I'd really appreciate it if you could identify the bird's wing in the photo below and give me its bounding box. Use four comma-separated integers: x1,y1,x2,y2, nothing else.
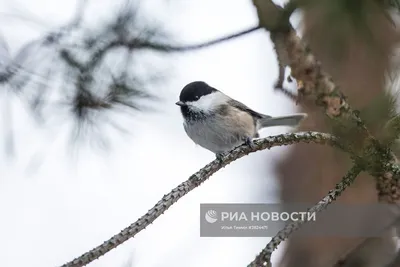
227,98,271,119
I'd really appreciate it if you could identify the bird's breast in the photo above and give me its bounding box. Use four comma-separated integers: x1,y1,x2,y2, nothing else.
183,112,257,154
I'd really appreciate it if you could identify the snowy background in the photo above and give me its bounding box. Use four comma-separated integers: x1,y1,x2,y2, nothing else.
0,0,301,266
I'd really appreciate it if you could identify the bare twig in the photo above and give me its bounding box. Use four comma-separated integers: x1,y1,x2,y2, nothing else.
248,165,363,267
141,25,262,52
60,25,263,69
59,132,343,267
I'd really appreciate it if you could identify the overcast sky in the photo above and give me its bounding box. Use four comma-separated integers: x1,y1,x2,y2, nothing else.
0,0,301,266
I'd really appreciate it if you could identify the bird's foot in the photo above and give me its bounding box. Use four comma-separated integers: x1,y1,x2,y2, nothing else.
244,137,255,149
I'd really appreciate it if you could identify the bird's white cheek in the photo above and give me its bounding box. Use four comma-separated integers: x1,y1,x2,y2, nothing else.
191,100,212,111
188,93,221,112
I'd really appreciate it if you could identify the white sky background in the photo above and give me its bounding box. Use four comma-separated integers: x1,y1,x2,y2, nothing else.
0,0,302,266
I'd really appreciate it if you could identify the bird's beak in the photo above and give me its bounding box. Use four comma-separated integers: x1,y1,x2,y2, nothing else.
175,101,186,107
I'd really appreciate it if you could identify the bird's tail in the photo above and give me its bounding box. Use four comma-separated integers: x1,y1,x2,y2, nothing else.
257,113,307,129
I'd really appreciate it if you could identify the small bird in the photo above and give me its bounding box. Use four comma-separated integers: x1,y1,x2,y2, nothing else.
176,81,307,161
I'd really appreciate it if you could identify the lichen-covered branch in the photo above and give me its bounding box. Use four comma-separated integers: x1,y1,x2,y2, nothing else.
280,19,400,204
252,0,400,198
58,131,342,267
248,165,362,267
253,0,371,132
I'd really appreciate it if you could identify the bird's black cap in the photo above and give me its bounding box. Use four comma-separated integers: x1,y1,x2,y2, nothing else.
179,81,217,103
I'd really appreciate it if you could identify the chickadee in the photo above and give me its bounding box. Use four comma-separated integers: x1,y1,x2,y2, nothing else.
176,81,307,160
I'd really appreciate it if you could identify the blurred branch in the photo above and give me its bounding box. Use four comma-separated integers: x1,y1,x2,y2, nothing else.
44,0,88,44
0,0,174,147
122,25,261,51
60,25,262,63
59,24,262,93
58,131,342,267
0,0,87,85
248,165,362,267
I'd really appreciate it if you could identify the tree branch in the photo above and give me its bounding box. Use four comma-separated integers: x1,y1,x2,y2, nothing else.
254,0,371,133
252,0,400,196
60,25,262,69
58,131,342,267
136,25,262,52
248,164,363,267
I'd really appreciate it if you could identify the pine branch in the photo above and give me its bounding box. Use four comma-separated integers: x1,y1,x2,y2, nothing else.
60,25,262,65
248,165,362,267
252,0,400,196
58,132,342,267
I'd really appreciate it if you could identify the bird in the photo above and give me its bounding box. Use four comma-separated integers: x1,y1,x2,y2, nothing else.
176,81,307,161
